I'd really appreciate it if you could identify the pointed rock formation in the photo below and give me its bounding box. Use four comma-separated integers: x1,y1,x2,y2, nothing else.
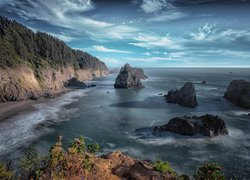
114,64,148,89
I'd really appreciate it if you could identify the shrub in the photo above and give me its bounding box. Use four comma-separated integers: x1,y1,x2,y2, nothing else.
154,160,177,176
87,143,100,154
19,146,48,179
0,162,13,180
193,163,225,180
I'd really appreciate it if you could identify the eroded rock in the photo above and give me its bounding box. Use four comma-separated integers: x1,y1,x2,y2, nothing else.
165,82,198,108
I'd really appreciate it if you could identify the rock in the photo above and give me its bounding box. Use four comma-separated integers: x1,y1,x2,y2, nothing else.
103,151,175,180
28,92,38,100
165,82,198,108
64,77,86,88
154,114,228,137
201,80,207,84
114,64,147,89
224,80,250,108
43,92,55,99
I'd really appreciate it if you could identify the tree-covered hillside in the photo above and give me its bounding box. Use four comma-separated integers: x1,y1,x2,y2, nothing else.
0,15,107,71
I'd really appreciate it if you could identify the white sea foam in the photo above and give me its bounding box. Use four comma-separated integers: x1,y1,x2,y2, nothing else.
0,90,88,155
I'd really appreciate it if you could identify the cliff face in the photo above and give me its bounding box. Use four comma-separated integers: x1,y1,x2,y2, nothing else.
0,16,109,102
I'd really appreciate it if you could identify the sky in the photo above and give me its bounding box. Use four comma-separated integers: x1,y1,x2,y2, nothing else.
0,0,250,68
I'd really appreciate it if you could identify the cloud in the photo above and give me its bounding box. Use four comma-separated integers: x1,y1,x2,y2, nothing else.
92,46,132,53
190,23,250,42
140,0,170,13
130,33,183,50
0,0,140,41
147,11,186,22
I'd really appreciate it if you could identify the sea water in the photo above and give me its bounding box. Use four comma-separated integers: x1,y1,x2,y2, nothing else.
0,68,250,178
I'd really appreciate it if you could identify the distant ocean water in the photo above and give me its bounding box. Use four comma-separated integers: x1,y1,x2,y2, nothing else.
0,68,250,178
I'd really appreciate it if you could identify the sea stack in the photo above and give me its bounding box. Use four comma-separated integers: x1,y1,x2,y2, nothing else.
154,114,228,137
165,82,198,108
114,64,148,88
224,80,250,108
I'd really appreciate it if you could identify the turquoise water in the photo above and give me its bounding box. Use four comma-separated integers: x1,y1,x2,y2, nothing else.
0,68,250,178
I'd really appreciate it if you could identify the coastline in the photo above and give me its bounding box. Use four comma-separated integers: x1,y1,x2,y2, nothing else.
0,88,74,122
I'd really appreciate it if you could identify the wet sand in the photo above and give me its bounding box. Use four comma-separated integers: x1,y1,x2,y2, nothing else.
0,100,37,121
0,88,74,122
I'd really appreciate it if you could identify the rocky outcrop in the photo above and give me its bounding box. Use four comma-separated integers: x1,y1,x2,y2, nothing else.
154,114,228,137
114,64,147,89
64,77,86,88
165,82,198,108
0,16,109,102
96,151,176,180
224,80,250,109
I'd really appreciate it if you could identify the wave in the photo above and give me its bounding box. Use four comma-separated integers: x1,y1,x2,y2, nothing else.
0,90,88,155
129,126,246,148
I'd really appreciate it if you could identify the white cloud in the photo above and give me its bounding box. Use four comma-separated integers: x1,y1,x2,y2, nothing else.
130,33,183,50
2,0,140,41
92,46,132,53
147,11,186,22
125,56,177,62
140,0,169,13
49,33,76,42
190,23,250,42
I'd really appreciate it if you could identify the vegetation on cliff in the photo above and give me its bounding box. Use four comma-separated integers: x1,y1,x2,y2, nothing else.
0,135,225,180
0,15,108,73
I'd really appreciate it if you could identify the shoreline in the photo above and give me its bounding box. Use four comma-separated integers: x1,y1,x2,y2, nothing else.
0,88,74,122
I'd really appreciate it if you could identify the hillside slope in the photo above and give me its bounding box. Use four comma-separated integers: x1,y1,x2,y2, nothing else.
0,16,109,102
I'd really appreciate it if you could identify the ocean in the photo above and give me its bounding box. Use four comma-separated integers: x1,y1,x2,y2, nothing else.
0,68,250,178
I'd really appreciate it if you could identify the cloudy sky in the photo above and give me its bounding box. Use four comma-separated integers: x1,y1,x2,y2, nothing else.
0,0,250,67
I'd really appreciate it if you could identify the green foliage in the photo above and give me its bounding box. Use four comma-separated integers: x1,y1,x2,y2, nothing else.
82,159,93,171
19,146,49,179
87,143,100,154
154,160,177,176
0,162,13,180
0,15,108,72
70,136,86,153
193,163,225,180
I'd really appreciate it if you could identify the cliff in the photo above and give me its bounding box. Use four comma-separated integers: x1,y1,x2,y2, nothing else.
0,16,109,102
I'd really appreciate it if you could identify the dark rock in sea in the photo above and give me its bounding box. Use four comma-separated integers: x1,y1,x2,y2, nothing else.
64,77,86,89
165,82,198,108
201,80,207,84
44,92,55,99
224,80,250,109
154,114,228,137
114,64,147,89
28,92,38,100
158,93,163,96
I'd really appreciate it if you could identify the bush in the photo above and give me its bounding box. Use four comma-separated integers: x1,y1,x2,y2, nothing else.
0,162,13,180
154,160,177,176
87,143,100,154
193,163,225,180
19,146,48,179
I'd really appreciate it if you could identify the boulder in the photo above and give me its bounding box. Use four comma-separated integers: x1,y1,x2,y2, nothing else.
114,64,147,89
64,77,86,88
154,114,228,137
165,82,198,108
201,80,207,84
224,80,250,109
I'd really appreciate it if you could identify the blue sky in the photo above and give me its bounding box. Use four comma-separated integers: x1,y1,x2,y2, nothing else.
0,0,250,67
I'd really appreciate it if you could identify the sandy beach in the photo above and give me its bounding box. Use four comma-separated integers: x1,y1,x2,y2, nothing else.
0,88,75,122
0,100,37,121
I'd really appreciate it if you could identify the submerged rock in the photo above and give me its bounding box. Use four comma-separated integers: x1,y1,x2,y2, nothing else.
64,77,86,88
201,80,207,84
224,79,250,109
154,114,228,137
165,82,198,108
114,64,148,89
